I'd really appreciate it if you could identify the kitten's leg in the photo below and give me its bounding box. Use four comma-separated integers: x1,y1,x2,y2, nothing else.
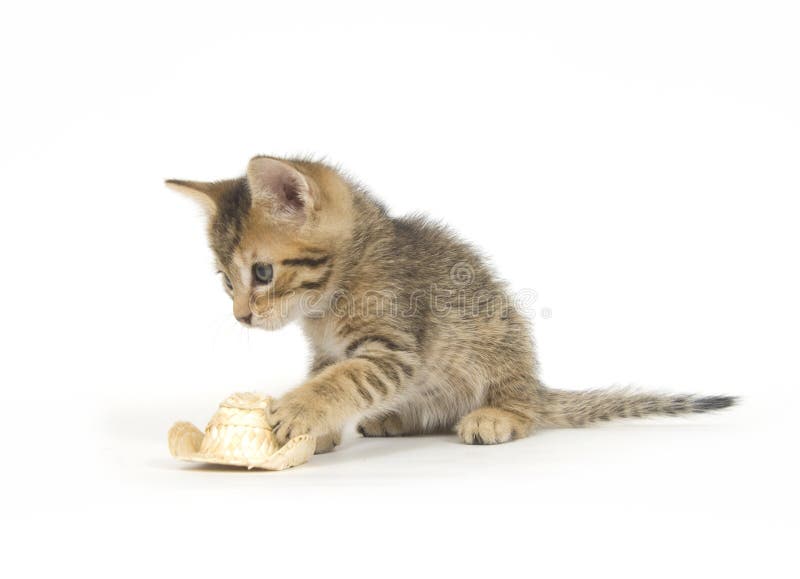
314,430,342,454
357,412,406,437
309,352,335,376
307,354,344,453
267,335,420,444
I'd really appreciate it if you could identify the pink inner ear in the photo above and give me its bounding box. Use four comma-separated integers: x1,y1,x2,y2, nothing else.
280,176,304,212
248,157,309,217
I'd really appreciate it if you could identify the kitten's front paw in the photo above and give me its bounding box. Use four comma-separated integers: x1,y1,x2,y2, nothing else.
267,390,324,445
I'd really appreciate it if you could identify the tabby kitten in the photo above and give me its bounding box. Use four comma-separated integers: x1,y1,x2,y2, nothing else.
166,155,735,453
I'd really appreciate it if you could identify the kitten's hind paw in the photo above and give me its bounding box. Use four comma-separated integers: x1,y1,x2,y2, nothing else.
457,407,532,445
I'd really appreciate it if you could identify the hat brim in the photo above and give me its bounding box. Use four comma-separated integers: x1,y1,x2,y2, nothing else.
187,434,315,470
169,421,315,471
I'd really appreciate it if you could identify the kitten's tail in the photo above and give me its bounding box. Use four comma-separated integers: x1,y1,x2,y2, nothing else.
538,387,737,428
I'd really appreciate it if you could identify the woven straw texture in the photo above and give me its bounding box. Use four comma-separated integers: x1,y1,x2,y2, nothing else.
168,392,315,470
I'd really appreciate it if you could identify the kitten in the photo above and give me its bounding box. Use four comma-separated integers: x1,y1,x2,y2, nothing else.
166,155,736,453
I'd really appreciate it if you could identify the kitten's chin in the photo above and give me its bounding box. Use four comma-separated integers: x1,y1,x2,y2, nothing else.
250,306,300,331
250,316,292,331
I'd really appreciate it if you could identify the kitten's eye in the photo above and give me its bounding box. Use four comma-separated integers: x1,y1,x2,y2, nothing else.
253,263,274,285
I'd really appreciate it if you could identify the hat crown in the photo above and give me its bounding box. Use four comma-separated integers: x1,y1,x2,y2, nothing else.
198,393,279,460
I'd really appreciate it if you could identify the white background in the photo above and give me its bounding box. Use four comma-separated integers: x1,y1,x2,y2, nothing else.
1,1,798,577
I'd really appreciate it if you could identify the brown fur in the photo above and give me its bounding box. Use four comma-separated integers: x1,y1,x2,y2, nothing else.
166,155,736,452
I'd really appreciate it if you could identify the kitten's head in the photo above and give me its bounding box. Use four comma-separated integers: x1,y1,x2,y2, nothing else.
167,156,353,330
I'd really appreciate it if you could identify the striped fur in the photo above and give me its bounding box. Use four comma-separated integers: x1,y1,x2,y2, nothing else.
167,155,737,451
538,389,737,428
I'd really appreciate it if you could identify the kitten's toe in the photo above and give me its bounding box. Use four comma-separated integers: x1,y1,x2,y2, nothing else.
314,431,342,454
357,413,405,437
457,408,530,445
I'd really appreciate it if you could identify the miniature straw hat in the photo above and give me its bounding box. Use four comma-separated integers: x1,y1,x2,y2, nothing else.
168,392,315,470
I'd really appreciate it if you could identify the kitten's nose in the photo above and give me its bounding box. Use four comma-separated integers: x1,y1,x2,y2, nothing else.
237,314,252,326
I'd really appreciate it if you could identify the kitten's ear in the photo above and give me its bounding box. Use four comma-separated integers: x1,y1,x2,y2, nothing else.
247,157,316,224
164,179,238,216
